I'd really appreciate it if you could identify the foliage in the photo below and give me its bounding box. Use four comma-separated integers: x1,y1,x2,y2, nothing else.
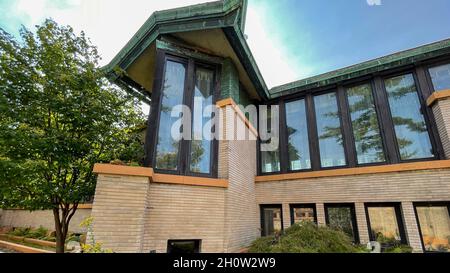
375,233,413,253
79,216,112,253
249,222,368,253
0,19,145,252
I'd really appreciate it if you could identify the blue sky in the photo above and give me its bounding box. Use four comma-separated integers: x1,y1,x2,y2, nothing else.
1,0,450,88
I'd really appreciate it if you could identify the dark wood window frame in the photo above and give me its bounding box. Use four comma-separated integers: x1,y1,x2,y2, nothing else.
260,204,284,237
167,239,202,253
258,63,445,175
364,202,408,245
413,201,450,253
324,203,360,243
290,203,317,225
145,50,220,178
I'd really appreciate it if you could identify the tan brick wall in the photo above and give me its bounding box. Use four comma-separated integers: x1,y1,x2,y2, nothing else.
255,169,450,252
432,98,450,158
90,174,150,253
0,208,90,234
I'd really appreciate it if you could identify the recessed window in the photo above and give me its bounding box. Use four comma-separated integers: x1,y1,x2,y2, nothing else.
384,74,433,160
429,63,450,91
290,204,316,224
155,60,186,170
260,106,281,173
346,84,385,164
189,67,214,174
314,92,346,168
366,203,406,244
285,99,311,171
167,240,201,253
261,205,283,236
415,203,450,252
325,204,359,243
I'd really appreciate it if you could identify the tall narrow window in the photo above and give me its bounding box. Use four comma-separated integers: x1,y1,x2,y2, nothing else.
415,203,450,252
325,204,359,243
260,106,281,173
155,61,186,170
347,84,385,164
384,74,433,160
261,205,283,236
429,63,450,91
314,92,346,168
285,99,311,171
366,204,405,244
189,67,214,174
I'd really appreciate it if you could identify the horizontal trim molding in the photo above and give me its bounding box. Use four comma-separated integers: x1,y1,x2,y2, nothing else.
426,89,450,106
93,164,154,177
216,98,259,137
93,164,228,188
255,160,450,182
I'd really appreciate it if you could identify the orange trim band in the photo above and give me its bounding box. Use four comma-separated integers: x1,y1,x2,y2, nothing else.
255,160,450,182
153,173,228,188
93,164,153,177
427,89,450,106
216,98,259,137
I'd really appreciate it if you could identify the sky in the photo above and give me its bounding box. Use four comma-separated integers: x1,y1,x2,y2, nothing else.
1,0,450,89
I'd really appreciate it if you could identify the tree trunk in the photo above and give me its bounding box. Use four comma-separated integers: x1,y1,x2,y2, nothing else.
53,205,77,254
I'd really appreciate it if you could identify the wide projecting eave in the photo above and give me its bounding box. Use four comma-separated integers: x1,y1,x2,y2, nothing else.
103,0,269,100
269,37,450,99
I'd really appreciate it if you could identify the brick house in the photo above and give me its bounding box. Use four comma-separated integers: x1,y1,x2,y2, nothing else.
88,0,450,253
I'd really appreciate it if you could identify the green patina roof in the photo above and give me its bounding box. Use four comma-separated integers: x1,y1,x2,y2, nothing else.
269,38,450,99
105,0,269,99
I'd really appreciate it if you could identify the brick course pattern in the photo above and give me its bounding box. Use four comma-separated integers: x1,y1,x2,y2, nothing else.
432,97,450,158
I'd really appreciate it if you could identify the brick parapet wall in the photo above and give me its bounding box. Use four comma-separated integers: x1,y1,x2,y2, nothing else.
431,97,450,158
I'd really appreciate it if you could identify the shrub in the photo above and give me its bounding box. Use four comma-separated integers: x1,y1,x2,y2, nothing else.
249,222,367,253
25,226,48,239
9,227,30,237
375,233,413,253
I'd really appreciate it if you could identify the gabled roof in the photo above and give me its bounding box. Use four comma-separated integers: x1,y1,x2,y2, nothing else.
269,38,450,99
105,0,269,100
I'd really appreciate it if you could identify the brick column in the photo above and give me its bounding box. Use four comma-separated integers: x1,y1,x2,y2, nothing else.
401,202,423,253
282,203,291,230
90,173,151,253
430,96,450,158
354,202,370,244
316,203,326,226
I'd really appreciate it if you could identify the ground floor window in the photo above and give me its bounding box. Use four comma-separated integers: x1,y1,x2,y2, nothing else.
325,204,359,243
414,203,450,252
167,240,201,253
290,204,316,224
261,205,283,236
365,203,406,244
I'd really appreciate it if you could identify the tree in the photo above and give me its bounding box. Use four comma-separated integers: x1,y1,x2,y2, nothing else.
0,20,145,253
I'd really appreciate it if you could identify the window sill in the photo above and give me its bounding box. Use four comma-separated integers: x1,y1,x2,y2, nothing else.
255,159,450,182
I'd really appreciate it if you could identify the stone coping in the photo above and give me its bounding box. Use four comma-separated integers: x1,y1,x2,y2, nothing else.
216,98,259,137
427,89,450,106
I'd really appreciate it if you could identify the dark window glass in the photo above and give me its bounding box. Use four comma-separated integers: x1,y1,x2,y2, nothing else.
367,205,404,243
314,92,346,167
291,205,316,224
167,240,201,253
261,206,283,236
260,107,280,173
384,74,433,160
285,100,311,171
190,67,214,174
325,205,358,242
347,84,385,164
415,204,450,252
429,63,450,91
155,61,186,170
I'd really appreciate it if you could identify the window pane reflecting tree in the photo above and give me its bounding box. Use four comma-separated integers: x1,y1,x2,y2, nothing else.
285,100,311,170
326,205,357,242
190,68,214,174
262,207,282,236
260,106,280,173
347,84,385,164
384,74,433,160
155,61,186,170
314,93,346,167
429,63,450,91
416,205,450,252
367,206,402,242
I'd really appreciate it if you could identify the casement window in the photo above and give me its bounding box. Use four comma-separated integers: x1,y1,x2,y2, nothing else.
414,203,450,252
290,204,317,225
384,74,434,160
365,203,407,244
428,63,450,91
149,54,219,177
260,106,281,174
260,205,283,237
325,204,359,243
167,240,201,253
